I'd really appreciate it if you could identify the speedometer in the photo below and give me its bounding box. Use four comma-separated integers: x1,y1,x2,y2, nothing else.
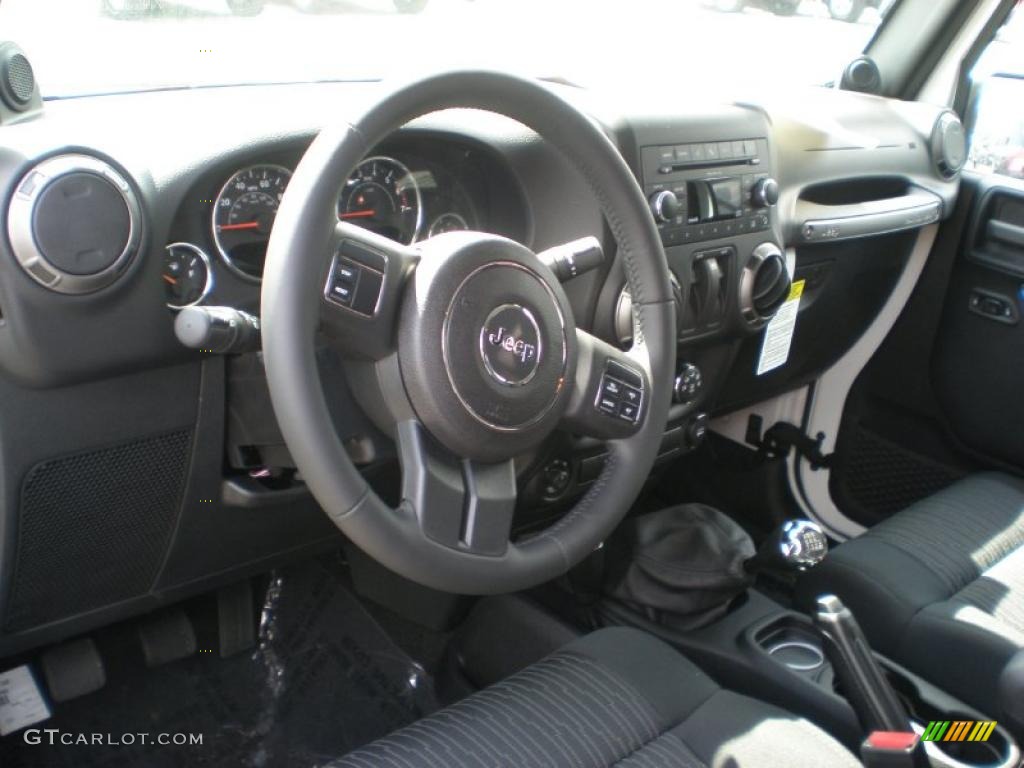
212,164,292,281
338,156,422,245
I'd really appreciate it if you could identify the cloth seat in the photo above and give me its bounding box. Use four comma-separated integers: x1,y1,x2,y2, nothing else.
331,626,858,768
799,471,1024,717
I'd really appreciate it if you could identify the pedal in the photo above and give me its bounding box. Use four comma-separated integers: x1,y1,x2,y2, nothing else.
138,609,197,667
217,579,255,658
39,637,105,703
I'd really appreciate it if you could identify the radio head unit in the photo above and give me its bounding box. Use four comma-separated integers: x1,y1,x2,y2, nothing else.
641,138,777,247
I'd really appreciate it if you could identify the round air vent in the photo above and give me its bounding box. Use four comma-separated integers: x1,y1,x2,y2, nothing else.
6,154,143,294
615,273,683,348
739,243,791,326
931,111,967,179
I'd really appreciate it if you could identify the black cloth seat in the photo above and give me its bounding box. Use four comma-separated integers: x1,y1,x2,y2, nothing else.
331,626,858,767
799,471,1024,716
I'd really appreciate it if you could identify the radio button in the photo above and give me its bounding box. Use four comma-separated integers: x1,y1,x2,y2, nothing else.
691,144,706,162
704,143,719,160
718,141,733,159
744,139,757,156
674,145,692,162
731,140,745,157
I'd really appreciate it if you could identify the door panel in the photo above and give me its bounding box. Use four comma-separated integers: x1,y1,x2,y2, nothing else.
827,175,1000,527
933,176,1024,468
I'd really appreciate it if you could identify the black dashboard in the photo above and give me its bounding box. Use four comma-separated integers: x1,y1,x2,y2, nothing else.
0,79,962,654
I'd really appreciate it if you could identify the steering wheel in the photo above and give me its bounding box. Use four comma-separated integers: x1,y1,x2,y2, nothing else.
262,71,676,595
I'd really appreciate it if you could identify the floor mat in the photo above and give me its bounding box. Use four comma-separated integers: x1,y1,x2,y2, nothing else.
0,557,437,768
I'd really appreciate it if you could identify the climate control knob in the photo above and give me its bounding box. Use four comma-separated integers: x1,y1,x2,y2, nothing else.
751,177,780,208
649,190,681,223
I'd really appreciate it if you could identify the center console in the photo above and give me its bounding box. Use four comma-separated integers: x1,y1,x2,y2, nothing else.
598,509,1022,768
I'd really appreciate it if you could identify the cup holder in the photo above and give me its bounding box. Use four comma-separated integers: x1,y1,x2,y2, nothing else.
766,640,824,671
752,615,830,680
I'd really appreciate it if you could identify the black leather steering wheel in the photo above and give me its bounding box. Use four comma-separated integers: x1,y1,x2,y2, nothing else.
262,71,676,594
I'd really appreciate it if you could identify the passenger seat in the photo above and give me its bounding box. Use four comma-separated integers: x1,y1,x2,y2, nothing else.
798,472,1024,720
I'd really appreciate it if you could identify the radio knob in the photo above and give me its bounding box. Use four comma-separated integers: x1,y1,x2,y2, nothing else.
751,177,780,208
649,190,681,223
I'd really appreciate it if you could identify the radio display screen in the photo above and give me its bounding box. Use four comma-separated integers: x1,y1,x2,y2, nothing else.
710,178,742,220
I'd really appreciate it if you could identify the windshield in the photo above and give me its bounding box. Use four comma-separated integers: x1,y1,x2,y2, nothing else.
1,0,885,99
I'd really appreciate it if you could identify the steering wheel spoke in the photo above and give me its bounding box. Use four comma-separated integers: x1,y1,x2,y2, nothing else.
320,221,418,359
560,328,649,440
396,420,517,557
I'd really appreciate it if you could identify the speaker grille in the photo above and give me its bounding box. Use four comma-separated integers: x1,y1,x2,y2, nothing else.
5,431,192,632
6,53,34,105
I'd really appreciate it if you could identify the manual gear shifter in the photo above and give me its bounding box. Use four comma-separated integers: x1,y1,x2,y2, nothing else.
744,519,828,574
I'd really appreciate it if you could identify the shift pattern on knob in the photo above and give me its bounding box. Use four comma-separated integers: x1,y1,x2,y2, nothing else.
779,519,828,568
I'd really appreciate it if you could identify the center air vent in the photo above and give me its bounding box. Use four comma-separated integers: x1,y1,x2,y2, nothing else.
6,154,143,295
739,243,791,326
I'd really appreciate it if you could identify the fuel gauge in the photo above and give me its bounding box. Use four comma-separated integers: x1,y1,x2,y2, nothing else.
163,243,213,309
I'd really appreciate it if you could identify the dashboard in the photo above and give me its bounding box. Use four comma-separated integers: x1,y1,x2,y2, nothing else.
0,78,962,655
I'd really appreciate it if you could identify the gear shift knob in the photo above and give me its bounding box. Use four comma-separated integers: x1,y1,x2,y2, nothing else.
745,519,828,573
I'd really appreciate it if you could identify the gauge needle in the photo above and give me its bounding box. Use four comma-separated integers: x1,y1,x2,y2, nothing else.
218,221,261,231
162,274,178,285
340,210,377,219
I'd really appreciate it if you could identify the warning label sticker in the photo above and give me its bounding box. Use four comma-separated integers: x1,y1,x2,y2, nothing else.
0,665,51,736
757,279,805,376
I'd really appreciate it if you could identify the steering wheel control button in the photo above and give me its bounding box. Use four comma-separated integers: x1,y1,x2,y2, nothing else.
324,242,387,316
595,362,644,425
541,458,572,500
673,363,704,404
7,154,143,295
479,304,542,387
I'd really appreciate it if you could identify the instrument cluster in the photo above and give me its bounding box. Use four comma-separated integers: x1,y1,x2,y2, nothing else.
162,148,484,307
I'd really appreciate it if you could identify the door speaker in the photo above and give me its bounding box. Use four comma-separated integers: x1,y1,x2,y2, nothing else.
0,42,42,123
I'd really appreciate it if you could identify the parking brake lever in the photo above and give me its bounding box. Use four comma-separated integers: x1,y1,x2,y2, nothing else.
814,594,910,734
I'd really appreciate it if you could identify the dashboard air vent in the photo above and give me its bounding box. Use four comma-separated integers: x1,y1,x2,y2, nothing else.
6,154,143,295
931,111,967,180
740,243,791,326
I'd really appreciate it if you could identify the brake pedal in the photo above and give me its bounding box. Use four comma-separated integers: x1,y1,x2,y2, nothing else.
39,637,106,703
138,609,197,667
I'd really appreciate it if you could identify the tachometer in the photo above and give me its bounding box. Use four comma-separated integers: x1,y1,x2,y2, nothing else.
212,164,292,281
338,156,422,245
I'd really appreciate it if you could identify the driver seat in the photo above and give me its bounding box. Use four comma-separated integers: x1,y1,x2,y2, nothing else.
330,627,859,767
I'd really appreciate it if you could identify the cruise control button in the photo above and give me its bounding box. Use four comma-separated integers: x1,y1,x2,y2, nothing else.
618,402,639,422
601,377,623,398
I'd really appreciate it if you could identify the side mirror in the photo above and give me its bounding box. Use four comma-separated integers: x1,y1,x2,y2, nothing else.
964,73,1024,179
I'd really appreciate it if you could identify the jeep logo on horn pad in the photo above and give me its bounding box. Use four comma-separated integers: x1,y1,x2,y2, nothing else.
480,304,542,386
